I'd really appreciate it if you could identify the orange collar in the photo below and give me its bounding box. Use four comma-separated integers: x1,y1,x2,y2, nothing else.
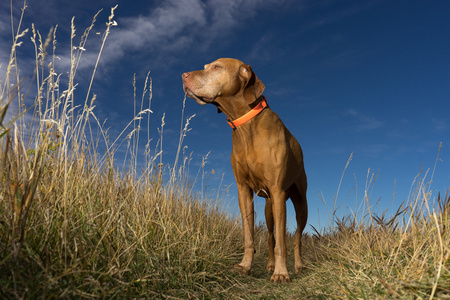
227,96,268,129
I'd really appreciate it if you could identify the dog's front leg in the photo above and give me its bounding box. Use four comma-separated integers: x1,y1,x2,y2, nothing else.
234,183,255,275
270,189,290,283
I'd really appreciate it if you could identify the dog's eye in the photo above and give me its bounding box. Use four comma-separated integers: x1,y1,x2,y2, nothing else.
213,65,222,70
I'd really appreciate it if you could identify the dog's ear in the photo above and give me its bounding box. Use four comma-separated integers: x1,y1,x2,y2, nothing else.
240,64,265,104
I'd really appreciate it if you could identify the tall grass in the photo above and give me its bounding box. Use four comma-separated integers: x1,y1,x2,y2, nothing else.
0,5,248,299
1,4,449,299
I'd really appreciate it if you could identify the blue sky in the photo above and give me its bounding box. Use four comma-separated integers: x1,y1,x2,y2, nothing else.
1,0,449,232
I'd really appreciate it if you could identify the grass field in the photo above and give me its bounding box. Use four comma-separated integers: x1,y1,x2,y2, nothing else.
1,7,449,299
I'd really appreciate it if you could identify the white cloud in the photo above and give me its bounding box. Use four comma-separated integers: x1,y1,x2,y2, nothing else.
115,0,206,51
1,0,297,77
0,0,298,90
52,0,291,71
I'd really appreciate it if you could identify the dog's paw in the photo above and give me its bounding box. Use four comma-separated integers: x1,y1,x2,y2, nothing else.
270,273,290,283
234,264,251,275
295,263,306,274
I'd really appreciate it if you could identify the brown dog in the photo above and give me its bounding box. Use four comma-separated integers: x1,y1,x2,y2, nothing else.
182,58,307,283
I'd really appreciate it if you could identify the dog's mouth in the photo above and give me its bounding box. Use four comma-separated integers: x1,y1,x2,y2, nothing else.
183,84,215,105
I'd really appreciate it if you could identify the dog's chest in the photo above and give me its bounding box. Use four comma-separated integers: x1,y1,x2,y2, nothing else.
247,166,270,197
232,153,272,198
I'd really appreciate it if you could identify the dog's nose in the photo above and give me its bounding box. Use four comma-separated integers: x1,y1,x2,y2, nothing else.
182,72,191,79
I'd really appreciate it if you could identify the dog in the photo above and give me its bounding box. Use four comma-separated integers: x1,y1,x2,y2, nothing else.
182,58,308,283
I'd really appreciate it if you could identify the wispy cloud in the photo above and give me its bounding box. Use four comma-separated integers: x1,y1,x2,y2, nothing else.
0,0,287,77
0,4,13,79
110,0,206,56
345,108,384,132
49,0,293,72
297,0,383,34
432,118,447,131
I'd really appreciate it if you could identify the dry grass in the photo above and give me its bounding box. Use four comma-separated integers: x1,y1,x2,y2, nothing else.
1,5,449,299
298,187,450,299
0,5,246,299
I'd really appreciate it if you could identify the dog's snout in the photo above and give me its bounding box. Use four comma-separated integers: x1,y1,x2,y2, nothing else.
182,72,191,79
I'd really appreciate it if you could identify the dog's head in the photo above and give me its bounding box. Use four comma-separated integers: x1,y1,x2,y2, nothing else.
182,58,264,106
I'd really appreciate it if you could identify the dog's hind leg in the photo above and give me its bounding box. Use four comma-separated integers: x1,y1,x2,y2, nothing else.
291,175,308,273
265,198,275,272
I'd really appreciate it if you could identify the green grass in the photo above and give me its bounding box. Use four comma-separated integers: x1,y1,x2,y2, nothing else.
1,5,449,299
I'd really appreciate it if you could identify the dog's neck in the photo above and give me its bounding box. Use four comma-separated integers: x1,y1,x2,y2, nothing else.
213,95,265,125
